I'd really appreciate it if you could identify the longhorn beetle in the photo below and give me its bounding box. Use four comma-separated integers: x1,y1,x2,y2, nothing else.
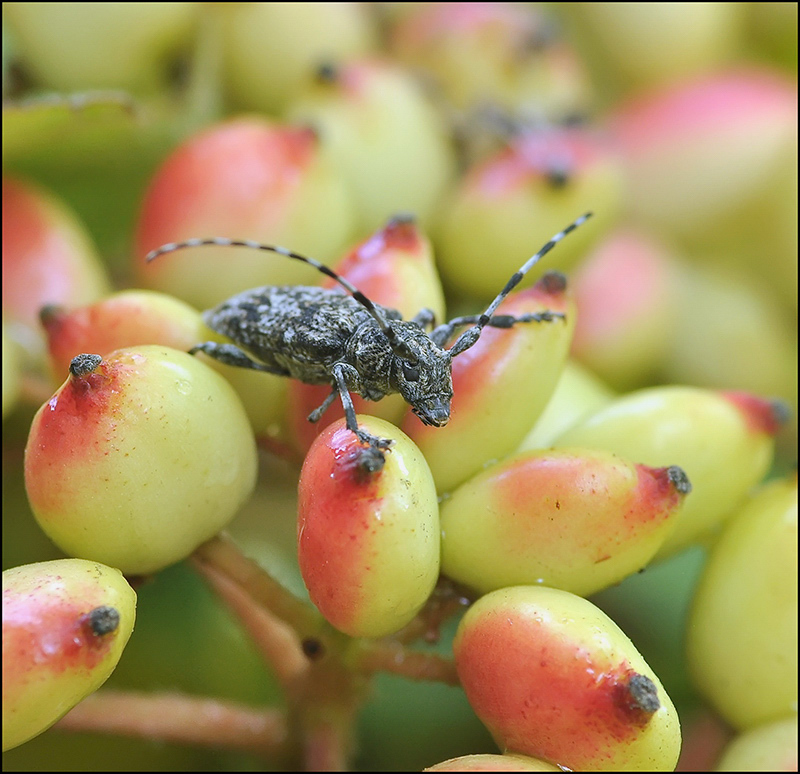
146,212,592,466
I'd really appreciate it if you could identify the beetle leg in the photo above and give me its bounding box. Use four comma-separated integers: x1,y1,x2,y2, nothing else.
410,307,437,330
188,342,289,376
307,389,338,423
432,311,565,349
332,363,393,451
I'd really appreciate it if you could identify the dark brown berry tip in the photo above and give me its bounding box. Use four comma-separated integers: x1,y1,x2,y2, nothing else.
538,270,568,295
383,213,421,250
520,17,560,53
560,111,590,128
301,637,325,660
387,212,417,226
721,391,792,436
316,62,338,83
667,465,692,495
353,444,388,478
769,399,792,429
626,673,660,714
69,353,102,378
295,123,320,144
545,164,571,188
39,303,67,327
85,605,120,636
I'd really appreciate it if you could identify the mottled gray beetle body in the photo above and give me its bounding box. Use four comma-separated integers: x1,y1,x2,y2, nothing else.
205,286,390,386
146,213,591,455
204,285,453,425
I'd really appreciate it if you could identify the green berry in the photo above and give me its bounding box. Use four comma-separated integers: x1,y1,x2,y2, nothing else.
24,346,257,574
687,474,797,730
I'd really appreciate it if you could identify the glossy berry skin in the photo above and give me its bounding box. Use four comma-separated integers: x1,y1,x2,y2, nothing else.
424,752,561,771
2,176,109,335
390,2,591,121
517,359,615,451
569,227,679,391
3,3,195,91
454,586,681,772
40,289,289,442
434,128,622,300
403,272,576,494
562,4,742,94
715,715,798,772
40,289,206,378
24,346,258,575
286,58,456,233
221,3,377,114
297,416,440,638
3,559,136,751
135,118,356,310
555,386,785,557
613,68,797,244
440,448,690,596
687,475,797,730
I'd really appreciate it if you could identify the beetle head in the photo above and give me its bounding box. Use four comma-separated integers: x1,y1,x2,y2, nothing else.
391,324,453,427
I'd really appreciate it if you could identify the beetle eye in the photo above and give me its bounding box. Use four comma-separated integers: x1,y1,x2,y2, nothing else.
402,362,420,381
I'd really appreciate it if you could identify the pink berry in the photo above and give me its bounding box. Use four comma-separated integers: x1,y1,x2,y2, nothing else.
135,118,357,309
453,586,681,771
297,416,439,638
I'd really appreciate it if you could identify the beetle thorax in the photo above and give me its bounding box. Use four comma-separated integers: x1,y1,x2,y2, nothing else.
343,321,401,400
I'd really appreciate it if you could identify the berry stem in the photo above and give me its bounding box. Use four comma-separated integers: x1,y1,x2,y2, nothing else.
300,706,356,772
54,690,288,758
190,552,310,689
293,657,365,771
193,538,373,770
353,640,461,685
392,577,474,644
192,534,323,637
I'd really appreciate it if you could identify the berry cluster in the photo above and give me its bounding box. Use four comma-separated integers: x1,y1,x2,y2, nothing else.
3,3,796,771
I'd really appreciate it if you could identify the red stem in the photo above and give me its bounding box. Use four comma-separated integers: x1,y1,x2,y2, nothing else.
55,690,288,758
354,639,460,685
192,534,323,637
190,552,310,691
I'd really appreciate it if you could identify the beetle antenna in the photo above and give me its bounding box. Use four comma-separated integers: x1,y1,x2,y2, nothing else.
447,212,593,358
145,238,417,356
